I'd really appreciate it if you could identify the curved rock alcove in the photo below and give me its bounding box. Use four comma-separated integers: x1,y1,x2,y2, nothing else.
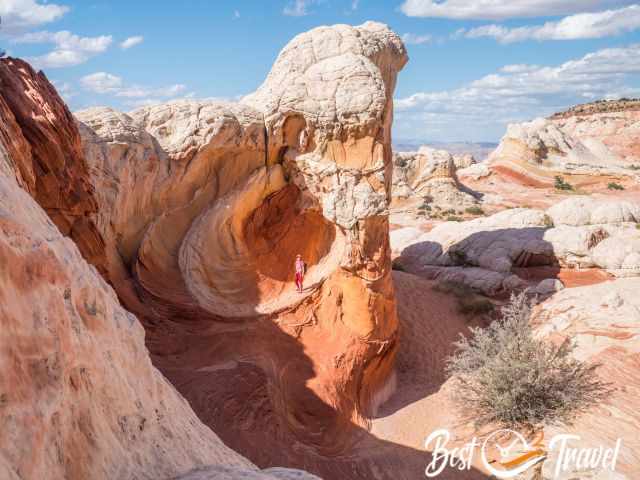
74,22,408,473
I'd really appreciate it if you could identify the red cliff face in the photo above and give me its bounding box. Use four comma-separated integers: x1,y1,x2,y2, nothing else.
0,57,106,272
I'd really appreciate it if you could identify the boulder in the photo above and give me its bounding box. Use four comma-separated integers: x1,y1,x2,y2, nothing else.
393,200,640,294
547,196,640,226
534,278,565,295
392,146,480,209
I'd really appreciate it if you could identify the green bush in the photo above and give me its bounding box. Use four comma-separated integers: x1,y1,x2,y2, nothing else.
432,281,494,316
446,292,610,428
607,182,625,191
391,259,406,272
458,296,495,315
465,206,485,216
446,215,463,222
554,176,574,191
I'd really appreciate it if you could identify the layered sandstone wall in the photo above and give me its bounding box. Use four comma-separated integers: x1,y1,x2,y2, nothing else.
488,105,640,185
0,58,107,272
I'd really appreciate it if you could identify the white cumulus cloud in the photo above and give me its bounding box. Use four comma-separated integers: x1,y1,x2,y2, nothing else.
120,36,143,49
394,43,640,141
80,72,122,93
14,30,112,68
401,33,433,45
464,5,640,42
400,0,635,20
80,72,186,100
0,0,68,32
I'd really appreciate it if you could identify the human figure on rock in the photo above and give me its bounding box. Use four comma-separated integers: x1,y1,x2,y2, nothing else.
295,254,306,293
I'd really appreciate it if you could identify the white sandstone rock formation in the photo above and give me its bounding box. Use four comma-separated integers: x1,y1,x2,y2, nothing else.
175,466,322,480
534,278,640,478
488,107,640,183
392,146,480,209
392,198,640,294
0,133,260,480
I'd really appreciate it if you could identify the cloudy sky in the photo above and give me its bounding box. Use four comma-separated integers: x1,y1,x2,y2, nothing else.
2,0,640,142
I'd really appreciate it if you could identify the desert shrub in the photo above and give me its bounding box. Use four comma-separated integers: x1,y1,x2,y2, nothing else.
607,182,625,190
554,176,574,191
636,223,640,230
628,164,640,171
465,205,485,216
391,258,406,272
458,296,495,315
432,280,471,297
542,214,554,228
446,215,463,222
446,291,610,428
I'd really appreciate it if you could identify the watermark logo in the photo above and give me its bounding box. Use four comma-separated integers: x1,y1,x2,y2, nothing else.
424,428,622,479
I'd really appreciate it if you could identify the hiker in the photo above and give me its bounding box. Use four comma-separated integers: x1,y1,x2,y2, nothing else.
295,254,305,293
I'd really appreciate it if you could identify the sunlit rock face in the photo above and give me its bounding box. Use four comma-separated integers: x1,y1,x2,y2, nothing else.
76,22,407,466
534,278,640,479
392,146,480,209
0,57,106,272
487,103,640,185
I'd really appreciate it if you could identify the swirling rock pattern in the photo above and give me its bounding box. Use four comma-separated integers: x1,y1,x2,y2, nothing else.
77,22,407,472
0,57,293,480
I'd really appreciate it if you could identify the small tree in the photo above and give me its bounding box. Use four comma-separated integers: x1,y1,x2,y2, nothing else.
554,175,574,191
446,291,610,430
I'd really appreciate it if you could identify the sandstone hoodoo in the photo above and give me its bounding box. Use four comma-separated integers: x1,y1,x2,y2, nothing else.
75,21,407,473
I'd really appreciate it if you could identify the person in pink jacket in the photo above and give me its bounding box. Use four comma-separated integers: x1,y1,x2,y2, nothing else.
294,254,305,293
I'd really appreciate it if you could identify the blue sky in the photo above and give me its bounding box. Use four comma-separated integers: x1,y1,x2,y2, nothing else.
2,0,640,142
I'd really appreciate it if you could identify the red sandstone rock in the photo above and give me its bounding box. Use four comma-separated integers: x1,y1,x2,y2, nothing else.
0,57,106,272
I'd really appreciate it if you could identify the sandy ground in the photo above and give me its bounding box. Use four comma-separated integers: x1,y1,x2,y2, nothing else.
370,271,473,447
